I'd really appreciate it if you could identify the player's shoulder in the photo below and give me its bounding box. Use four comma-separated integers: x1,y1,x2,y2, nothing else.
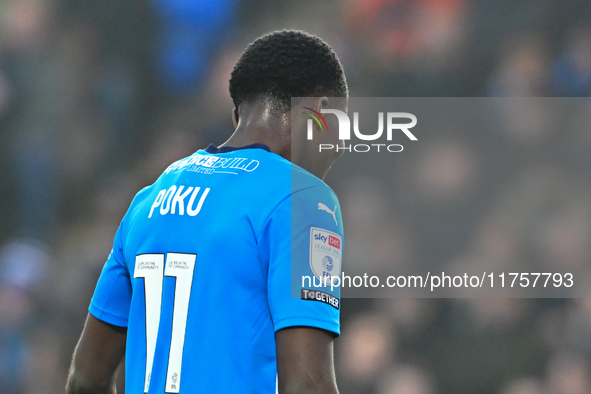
124,184,154,221
290,164,327,188
251,152,339,206
234,149,340,205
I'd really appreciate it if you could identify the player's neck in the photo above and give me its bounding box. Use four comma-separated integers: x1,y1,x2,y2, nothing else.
221,105,291,160
221,103,332,180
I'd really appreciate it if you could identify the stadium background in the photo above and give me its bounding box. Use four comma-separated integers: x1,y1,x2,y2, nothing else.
1,0,591,393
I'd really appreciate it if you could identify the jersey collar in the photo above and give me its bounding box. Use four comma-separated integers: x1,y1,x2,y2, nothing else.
204,143,271,154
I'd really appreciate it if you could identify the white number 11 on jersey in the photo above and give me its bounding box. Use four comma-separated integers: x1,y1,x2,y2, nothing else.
134,252,196,393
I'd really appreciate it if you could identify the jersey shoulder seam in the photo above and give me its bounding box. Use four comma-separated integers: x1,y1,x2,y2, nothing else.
255,184,339,242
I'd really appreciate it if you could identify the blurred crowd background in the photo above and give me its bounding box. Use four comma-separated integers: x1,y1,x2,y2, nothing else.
0,0,591,393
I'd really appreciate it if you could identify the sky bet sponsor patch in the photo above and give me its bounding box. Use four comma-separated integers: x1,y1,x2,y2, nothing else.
301,289,340,309
310,227,342,284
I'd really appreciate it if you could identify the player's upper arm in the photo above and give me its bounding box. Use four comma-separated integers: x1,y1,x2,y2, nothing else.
260,181,343,393
66,313,127,394
89,214,133,327
276,326,339,394
261,184,343,336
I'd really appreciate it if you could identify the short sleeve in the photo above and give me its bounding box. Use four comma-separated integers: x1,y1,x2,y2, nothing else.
88,219,132,327
261,185,344,336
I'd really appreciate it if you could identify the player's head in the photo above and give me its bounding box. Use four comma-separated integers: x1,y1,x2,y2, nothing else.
229,30,348,179
229,29,348,115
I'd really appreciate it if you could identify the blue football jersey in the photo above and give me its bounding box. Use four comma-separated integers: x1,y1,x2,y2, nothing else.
89,144,344,393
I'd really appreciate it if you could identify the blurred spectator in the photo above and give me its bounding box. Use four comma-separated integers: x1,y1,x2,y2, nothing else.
545,352,591,394
343,0,466,67
378,365,436,394
499,378,545,394
488,34,550,97
339,313,395,393
0,240,49,394
341,0,467,96
551,28,591,97
151,0,238,96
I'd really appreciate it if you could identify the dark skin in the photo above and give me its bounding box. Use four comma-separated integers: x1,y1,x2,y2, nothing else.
67,317,338,394
66,314,126,394
225,96,346,180
67,97,344,394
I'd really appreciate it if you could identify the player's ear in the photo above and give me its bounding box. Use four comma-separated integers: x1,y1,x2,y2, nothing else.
314,96,329,112
232,108,239,128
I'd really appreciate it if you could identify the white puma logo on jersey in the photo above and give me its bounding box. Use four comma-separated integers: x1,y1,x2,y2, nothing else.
318,203,338,225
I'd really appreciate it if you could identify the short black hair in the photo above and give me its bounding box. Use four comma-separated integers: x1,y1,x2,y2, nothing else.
229,29,348,114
